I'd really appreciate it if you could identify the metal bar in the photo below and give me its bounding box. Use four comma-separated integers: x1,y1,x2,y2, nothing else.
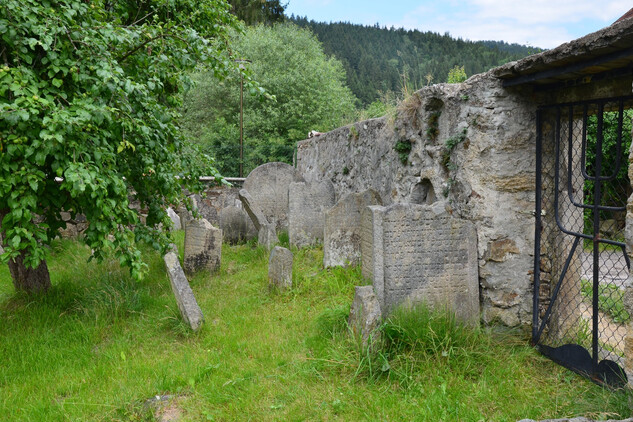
533,109,544,344
592,102,605,373
535,236,582,342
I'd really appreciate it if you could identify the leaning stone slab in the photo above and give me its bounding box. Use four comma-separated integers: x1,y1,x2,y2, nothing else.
348,285,382,348
268,246,293,290
324,189,382,268
219,205,256,244
164,250,204,331
243,162,304,231
166,207,181,231
238,188,268,231
288,179,336,248
183,218,222,276
361,202,479,324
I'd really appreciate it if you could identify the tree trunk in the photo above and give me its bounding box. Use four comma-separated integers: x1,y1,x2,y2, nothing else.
7,252,51,294
0,208,51,294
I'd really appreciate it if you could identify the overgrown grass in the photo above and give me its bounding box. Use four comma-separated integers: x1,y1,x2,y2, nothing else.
0,236,631,421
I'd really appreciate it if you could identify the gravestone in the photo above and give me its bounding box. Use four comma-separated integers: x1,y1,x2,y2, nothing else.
219,206,256,244
164,249,204,331
288,179,335,248
361,202,479,324
166,207,181,230
243,162,304,231
348,285,382,348
238,188,279,249
324,189,383,267
183,218,222,276
268,246,293,290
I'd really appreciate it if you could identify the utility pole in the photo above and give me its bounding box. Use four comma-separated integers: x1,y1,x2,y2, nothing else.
235,59,251,177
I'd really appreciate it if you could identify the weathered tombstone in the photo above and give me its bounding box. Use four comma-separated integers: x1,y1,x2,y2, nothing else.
238,188,279,249
243,162,304,231
268,246,293,290
183,218,222,276
166,207,181,230
324,189,383,268
361,202,479,324
288,179,335,248
164,250,204,331
348,285,382,348
219,206,256,244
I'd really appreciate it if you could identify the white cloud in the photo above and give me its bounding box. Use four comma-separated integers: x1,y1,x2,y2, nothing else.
391,0,631,48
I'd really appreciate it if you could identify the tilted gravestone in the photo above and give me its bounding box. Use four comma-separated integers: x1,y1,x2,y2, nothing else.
164,249,204,331
166,207,181,230
219,205,256,244
361,202,479,324
243,162,304,231
183,218,222,276
324,189,383,268
348,285,382,348
238,188,279,250
268,246,293,290
288,179,335,248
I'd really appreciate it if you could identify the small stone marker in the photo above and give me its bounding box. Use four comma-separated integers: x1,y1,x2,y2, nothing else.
361,202,479,324
164,250,204,331
348,285,382,347
166,207,181,230
219,205,256,244
243,162,305,231
268,246,293,290
183,218,222,276
258,223,279,251
324,189,382,268
288,179,336,248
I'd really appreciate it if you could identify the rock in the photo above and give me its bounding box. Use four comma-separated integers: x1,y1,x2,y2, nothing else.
268,246,293,290
166,207,181,230
489,238,520,262
348,285,382,347
163,250,204,331
323,189,382,268
288,179,336,248
183,218,222,276
242,162,305,231
219,205,256,244
361,202,479,324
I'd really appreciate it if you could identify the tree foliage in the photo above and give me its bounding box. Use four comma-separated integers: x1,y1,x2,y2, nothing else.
291,17,537,105
228,0,286,25
182,23,357,176
0,0,242,287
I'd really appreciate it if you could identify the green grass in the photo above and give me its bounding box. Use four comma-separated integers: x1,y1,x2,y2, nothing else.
581,279,631,324
0,235,631,421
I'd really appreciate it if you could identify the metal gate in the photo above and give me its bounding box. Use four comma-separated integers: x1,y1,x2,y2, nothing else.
533,96,633,388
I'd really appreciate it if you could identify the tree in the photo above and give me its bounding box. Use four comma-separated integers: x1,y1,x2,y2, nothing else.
447,65,467,83
228,0,286,25
181,23,357,176
0,0,243,293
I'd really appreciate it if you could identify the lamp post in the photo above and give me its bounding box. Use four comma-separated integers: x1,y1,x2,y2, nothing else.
235,59,251,178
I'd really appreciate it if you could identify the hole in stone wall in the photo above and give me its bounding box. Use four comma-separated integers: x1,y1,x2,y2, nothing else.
411,179,436,205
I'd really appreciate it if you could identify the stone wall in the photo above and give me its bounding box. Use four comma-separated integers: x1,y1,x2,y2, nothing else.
297,71,537,327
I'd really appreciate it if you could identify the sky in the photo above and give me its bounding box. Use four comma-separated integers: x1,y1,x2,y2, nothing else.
284,0,632,49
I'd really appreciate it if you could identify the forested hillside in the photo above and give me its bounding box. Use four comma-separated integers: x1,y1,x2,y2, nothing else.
291,16,538,105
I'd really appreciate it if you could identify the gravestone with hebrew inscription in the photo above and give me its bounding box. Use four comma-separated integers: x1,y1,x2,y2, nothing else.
183,218,222,276
243,162,304,231
288,179,335,248
324,189,382,268
361,202,479,324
